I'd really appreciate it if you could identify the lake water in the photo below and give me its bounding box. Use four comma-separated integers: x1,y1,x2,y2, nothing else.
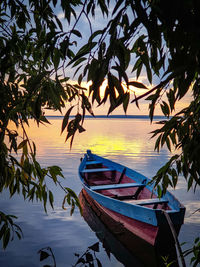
0,117,199,266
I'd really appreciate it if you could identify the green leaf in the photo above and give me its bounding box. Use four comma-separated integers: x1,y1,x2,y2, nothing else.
62,195,67,210
70,200,75,215
157,185,162,198
65,187,78,199
132,58,142,72
49,191,54,209
72,57,86,68
42,190,48,213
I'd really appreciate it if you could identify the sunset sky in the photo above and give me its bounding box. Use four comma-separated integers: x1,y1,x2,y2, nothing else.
45,4,192,117
45,76,192,117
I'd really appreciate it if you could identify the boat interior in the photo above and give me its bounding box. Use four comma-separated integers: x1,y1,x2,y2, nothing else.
81,160,171,211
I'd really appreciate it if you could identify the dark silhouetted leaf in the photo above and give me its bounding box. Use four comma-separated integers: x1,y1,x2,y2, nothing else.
76,257,85,264
77,125,85,133
39,250,50,261
96,258,102,267
53,48,61,70
71,29,82,38
61,106,74,134
86,252,93,262
128,81,147,89
3,228,10,249
123,92,130,113
17,139,28,150
112,0,124,15
88,30,103,43
88,242,99,252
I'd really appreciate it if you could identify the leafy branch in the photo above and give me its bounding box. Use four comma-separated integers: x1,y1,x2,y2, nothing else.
183,238,200,267
73,242,102,267
0,212,23,249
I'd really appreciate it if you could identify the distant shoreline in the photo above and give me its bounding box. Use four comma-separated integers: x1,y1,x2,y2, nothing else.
46,115,167,120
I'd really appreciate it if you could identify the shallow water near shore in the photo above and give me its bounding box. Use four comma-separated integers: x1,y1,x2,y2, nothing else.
0,117,199,266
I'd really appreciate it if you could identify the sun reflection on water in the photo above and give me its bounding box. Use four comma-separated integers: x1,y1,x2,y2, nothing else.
9,118,156,158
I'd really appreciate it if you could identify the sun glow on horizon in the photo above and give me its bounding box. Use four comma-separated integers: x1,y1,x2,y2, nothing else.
68,75,152,97
44,76,191,117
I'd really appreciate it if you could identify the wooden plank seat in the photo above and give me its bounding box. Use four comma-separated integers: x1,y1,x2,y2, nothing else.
114,178,147,200
85,161,102,165
82,168,113,173
90,182,144,191
124,198,169,206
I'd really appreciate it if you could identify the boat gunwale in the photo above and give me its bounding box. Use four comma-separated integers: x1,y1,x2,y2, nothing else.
83,183,180,213
78,151,185,226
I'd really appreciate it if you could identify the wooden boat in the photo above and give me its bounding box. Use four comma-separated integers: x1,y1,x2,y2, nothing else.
79,189,178,267
79,150,185,246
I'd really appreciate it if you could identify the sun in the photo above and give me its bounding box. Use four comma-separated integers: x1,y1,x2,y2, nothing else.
75,76,150,99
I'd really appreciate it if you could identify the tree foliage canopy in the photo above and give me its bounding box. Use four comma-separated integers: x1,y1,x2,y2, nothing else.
0,0,85,249
69,0,200,196
0,0,200,262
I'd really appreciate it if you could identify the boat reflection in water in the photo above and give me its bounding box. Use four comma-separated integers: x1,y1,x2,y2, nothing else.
79,189,179,267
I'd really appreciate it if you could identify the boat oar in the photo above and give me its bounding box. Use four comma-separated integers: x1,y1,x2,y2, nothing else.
163,210,186,267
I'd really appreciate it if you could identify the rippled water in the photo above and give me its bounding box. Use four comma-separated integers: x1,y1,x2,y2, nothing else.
0,117,199,266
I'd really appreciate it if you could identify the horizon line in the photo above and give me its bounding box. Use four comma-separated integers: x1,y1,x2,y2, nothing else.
46,114,167,119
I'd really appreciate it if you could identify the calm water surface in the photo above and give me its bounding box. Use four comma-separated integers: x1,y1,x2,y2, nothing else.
0,117,199,266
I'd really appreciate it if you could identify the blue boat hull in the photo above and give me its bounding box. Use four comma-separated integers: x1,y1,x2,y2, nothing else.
79,150,185,229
